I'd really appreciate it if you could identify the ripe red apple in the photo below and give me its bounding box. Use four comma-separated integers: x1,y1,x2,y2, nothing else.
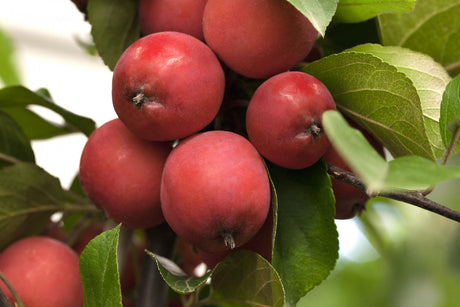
112,31,225,141
161,130,271,253
138,0,208,41
202,0,318,79
0,236,83,307
79,118,172,229
246,71,336,169
324,119,385,219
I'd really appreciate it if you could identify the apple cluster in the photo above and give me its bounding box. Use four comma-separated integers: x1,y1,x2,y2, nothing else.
78,0,383,270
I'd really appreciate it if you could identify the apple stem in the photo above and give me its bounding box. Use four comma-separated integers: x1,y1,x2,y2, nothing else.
221,230,236,249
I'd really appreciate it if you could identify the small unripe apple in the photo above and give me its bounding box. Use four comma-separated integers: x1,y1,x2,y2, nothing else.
138,0,208,40
0,236,83,307
112,31,225,141
203,0,318,79
246,71,336,169
79,118,172,228
161,130,271,253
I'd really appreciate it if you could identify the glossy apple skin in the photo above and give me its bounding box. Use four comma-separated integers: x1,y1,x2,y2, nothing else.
79,119,172,229
112,31,225,141
203,0,318,79
246,71,336,169
324,120,385,219
161,130,271,253
0,236,83,307
138,0,207,40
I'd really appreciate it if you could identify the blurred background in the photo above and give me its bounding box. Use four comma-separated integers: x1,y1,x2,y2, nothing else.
1,1,460,306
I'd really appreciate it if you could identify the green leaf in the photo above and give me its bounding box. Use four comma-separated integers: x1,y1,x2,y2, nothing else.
286,0,338,37
303,51,435,160
87,0,141,70
385,155,460,190
335,0,416,23
3,108,73,140
0,111,35,167
350,43,452,158
440,74,460,153
210,250,285,307
0,86,96,138
0,28,21,86
323,111,460,192
0,163,67,249
79,225,123,307
378,0,460,77
269,161,338,306
147,250,212,294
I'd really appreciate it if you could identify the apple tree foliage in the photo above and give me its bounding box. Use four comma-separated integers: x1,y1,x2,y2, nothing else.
0,0,460,306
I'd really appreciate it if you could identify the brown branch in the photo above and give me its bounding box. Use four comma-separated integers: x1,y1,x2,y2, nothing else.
327,164,460,223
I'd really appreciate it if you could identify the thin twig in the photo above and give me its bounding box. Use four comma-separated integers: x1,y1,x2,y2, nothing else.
0,153,21,164
442,126,460,165
327,164,460,223
0,271,24,307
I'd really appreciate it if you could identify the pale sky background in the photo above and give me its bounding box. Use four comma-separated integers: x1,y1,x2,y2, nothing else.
0,0,379,262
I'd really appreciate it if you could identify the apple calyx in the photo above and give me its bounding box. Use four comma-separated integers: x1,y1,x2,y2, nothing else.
132,90,147,108
307,122,322,139
220,230,236,249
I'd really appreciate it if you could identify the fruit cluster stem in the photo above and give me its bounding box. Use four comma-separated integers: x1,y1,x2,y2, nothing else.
327,164,460,223
135,223,176,307
0,271,23,307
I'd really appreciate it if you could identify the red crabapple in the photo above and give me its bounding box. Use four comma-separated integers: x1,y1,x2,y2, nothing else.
112,31,225,141
246,71,336,169
138,0,208,40
161,130,271,253
0,236,83,307
79,119,172,229
203,0,318,79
